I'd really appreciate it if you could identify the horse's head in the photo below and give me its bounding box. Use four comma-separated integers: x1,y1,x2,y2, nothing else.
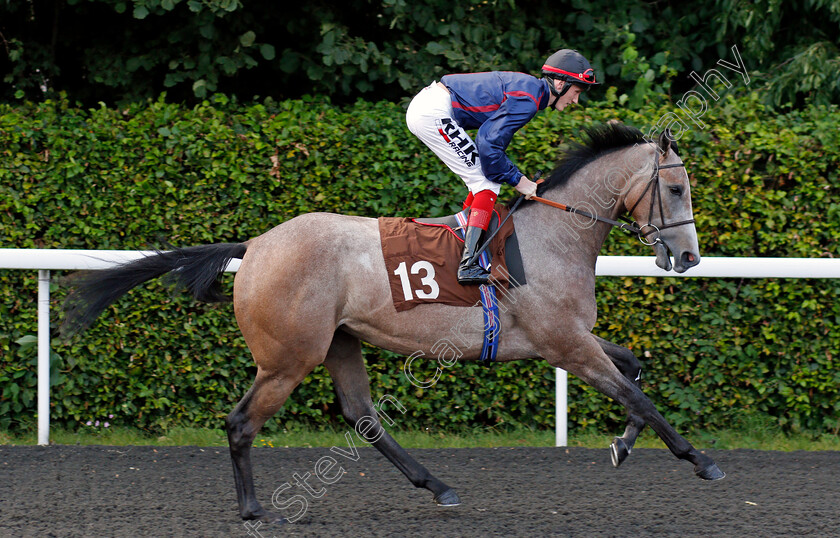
528,123,700,273
624,130,700,273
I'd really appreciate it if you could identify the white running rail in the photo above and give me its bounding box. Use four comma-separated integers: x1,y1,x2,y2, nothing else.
2,249,839,446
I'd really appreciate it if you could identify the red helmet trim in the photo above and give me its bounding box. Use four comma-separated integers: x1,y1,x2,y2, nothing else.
542,65,597,84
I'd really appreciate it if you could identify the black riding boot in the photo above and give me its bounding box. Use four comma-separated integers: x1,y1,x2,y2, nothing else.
457,225,491,284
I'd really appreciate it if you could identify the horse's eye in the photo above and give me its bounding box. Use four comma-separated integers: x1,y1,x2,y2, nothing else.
669,186,683,196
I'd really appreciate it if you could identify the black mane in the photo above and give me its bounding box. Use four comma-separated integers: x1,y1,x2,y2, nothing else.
534,123,649,196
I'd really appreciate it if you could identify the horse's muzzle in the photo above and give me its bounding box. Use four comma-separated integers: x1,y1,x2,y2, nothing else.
652,240,700,273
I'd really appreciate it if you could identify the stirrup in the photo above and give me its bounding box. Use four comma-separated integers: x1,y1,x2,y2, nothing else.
457,263,490,284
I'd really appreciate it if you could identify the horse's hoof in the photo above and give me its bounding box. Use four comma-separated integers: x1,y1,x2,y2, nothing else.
610,437,631,468
695,462,726,481
434,488,461,507
243,510,288,525
241,518,287,538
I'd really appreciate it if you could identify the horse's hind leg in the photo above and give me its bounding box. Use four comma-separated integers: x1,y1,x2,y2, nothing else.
323,330,461,506
227,319,329,523
227,366,308,523
596,336,645,467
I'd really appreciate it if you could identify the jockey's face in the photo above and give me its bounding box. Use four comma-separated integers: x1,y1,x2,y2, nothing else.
553,81,584,111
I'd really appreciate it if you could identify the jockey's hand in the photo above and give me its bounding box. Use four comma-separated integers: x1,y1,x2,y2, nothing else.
515,176,538,199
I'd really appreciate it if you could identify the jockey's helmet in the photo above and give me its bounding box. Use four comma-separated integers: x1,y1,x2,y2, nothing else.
542,49,599,98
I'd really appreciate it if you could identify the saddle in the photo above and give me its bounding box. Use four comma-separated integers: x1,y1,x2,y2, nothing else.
378,204,526,312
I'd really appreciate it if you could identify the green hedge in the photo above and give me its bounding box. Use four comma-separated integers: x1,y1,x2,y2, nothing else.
2,93,839,436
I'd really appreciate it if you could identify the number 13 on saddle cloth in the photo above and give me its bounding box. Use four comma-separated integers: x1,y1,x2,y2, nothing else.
377,204,523,313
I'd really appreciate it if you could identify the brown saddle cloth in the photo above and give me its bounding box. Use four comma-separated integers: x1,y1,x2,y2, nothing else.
378,204,516,312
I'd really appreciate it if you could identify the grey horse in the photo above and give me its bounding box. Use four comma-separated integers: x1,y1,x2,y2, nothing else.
62,123,724,524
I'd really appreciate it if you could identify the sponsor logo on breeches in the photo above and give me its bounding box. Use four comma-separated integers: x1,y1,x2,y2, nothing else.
436,118,478,167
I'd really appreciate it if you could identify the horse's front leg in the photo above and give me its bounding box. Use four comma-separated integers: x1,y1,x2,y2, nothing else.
596,336,646,467
550,335,725,481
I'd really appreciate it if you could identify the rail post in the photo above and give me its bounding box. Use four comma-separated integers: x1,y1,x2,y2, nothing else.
38,270,50,445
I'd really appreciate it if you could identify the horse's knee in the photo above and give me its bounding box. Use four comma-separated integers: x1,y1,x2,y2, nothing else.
340,408,363,427
601,340,642,384
330,383,372,423
616,346,641,371
335,396,390,444
341,403,377,431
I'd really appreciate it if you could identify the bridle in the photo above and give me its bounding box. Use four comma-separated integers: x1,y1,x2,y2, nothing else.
529,148,694,246
621,152,695,245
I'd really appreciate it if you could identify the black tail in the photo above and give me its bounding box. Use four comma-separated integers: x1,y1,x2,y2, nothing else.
61,243,248,337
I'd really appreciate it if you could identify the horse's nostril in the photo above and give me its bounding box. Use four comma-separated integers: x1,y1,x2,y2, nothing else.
682,252,699,266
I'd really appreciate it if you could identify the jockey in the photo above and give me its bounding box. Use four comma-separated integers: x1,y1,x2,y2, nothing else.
406,49,599,284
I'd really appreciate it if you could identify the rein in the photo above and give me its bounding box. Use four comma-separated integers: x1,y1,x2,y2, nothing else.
530,153,693,246
465,150,694,266
528,194,644,237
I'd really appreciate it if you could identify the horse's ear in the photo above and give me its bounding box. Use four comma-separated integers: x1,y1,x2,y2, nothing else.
657,128,673,155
